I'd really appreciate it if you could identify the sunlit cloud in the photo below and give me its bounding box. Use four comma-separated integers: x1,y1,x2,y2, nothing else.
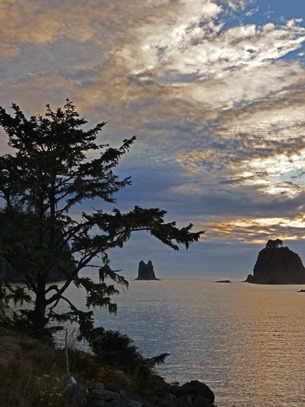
200,214,305,244
1,0,305,274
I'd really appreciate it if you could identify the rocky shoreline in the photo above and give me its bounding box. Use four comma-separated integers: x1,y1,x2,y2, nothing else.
83,379,215,407
0,330,216,407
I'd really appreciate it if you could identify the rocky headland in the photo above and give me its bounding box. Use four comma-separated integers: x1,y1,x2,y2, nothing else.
135,260,160,281
246,239,305,284
0,257,75,283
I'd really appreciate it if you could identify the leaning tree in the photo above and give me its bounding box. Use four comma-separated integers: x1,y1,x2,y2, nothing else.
0,100,203,339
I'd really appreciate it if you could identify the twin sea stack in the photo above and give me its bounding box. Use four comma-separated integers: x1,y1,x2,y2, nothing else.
246,239,305,284
135,260,160,281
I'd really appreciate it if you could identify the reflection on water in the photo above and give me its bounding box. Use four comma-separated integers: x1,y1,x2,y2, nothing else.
63,278,305,406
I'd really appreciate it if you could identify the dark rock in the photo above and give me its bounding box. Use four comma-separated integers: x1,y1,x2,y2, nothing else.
87,389,120,402
159,394,179,407
85,379,215,407
87,382,105,392
176,380,215,405
246,242,305,284
246,273,253,283
215,280,231,283
193,395,213,407
104,383,121,393
135,260,160,281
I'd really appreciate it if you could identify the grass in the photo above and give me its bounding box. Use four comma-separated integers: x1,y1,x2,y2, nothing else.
0,328,133,407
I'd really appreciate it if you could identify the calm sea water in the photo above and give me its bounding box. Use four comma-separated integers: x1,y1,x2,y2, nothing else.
63,278,305,406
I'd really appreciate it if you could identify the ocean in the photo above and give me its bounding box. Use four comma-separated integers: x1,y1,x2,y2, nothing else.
63,278,305,406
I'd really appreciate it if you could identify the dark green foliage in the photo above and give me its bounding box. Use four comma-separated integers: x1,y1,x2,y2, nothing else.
266,238,283,249
81,326,169,387
0,282,9,319
0,100,203,340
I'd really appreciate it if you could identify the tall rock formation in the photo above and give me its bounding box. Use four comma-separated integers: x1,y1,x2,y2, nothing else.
135,260,159,280
246,240,305,284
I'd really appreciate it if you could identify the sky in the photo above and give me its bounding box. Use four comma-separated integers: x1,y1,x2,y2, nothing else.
1,0,305,279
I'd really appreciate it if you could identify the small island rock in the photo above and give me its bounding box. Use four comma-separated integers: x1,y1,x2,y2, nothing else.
135,260,160,280
246,239,305,284
215,280,231,283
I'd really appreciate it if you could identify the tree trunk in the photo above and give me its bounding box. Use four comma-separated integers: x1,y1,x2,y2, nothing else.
32,274,47,331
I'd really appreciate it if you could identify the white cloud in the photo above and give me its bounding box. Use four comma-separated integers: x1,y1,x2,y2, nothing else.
224,0,255,11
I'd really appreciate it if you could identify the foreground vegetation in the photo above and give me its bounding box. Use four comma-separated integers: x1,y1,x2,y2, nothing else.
0,326,168,407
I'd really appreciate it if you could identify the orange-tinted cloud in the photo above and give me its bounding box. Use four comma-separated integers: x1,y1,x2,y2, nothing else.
1,0,305,263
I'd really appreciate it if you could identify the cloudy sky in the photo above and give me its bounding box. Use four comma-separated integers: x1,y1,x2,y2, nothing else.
1,0,305,279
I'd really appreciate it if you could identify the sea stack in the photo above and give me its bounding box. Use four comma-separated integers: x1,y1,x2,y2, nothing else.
246,239,305,284
135,260,160,280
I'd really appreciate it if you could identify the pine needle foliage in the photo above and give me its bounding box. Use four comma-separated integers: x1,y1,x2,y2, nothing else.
0,100,203,340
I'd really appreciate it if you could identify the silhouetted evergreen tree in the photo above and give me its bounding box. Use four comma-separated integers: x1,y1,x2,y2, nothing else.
0,100,203,340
